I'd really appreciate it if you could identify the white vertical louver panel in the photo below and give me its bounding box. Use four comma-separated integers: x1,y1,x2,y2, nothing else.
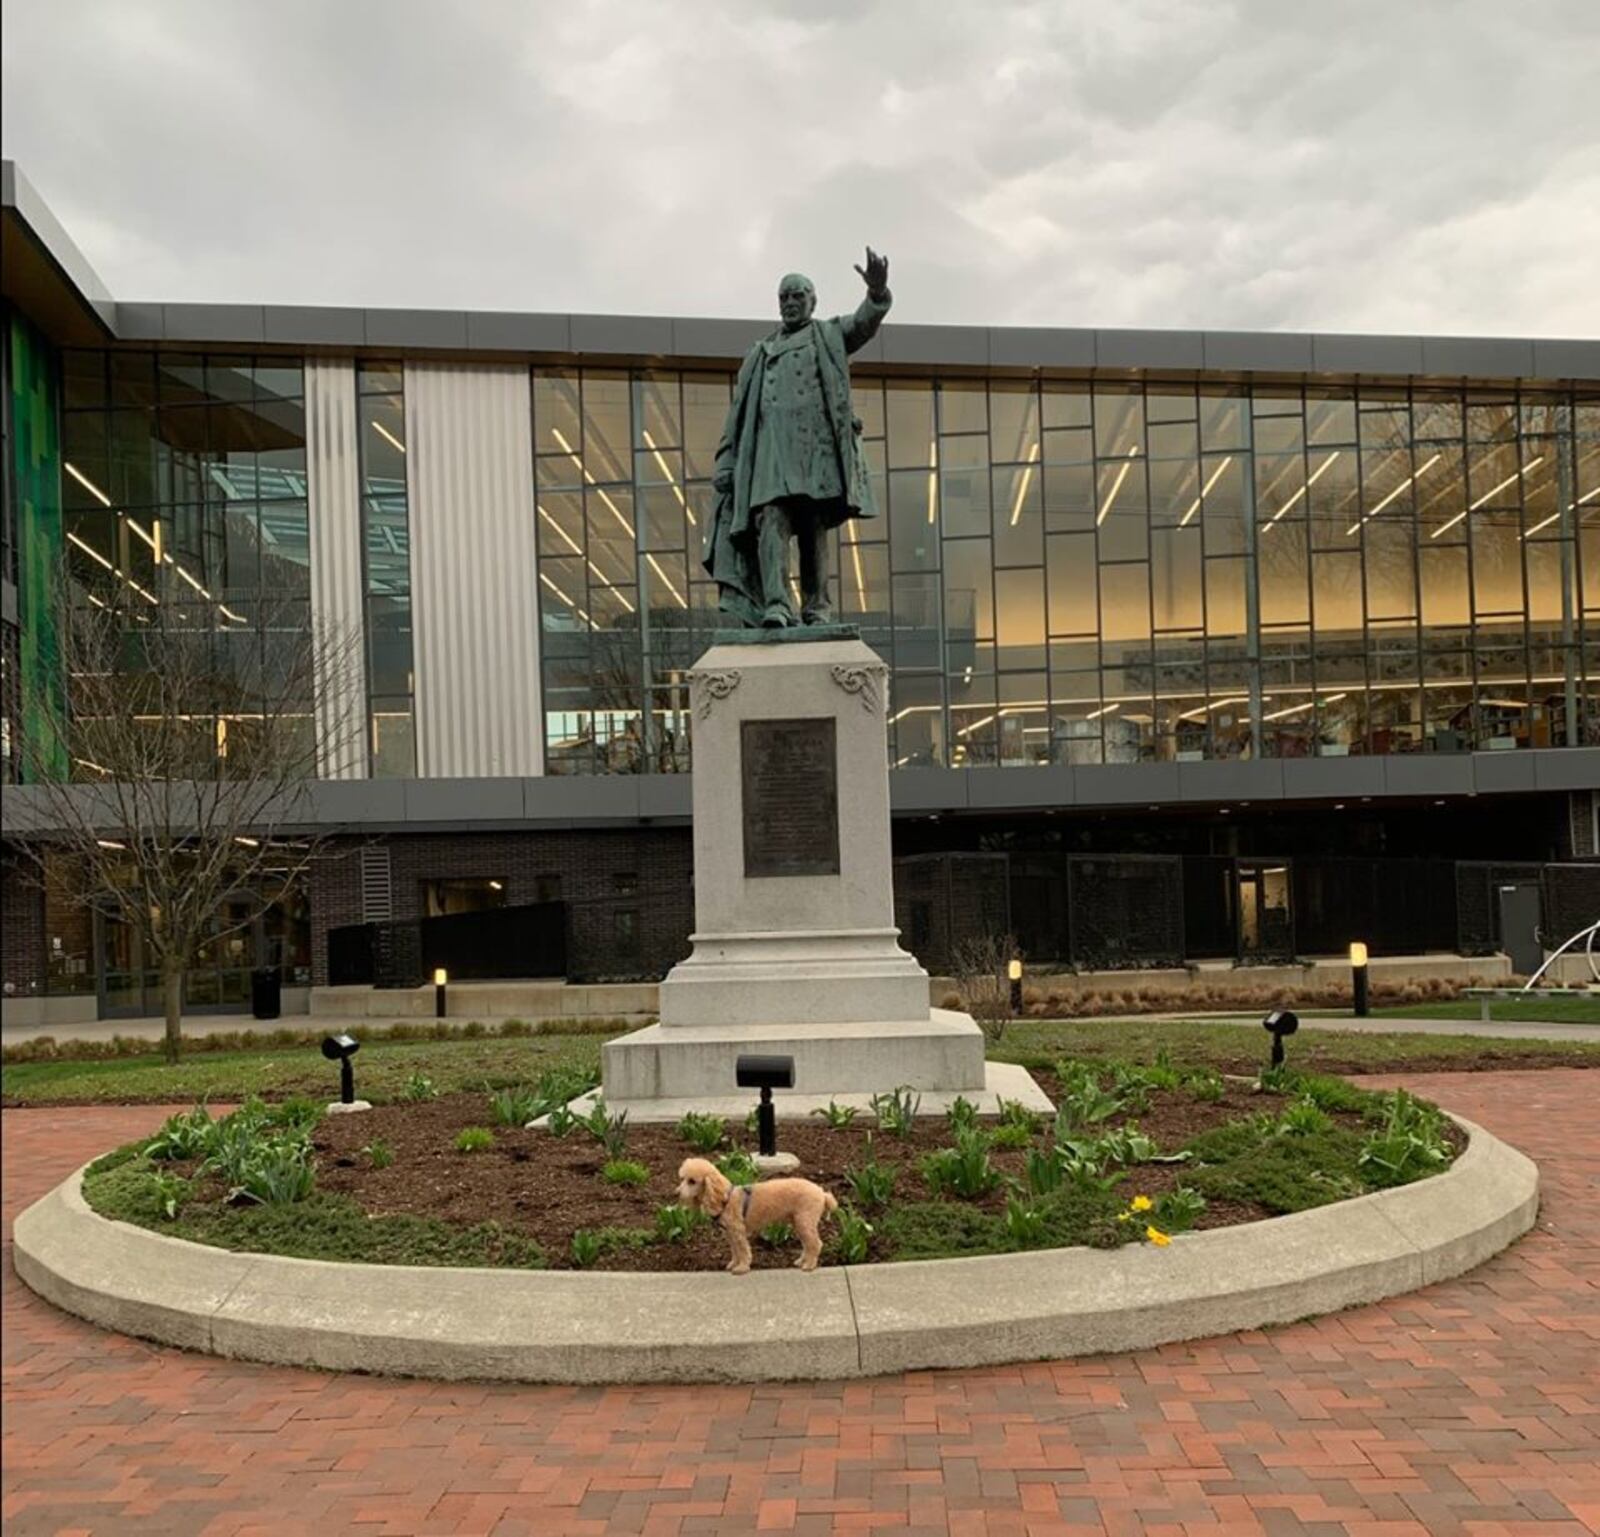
405,363,542,778
304,359,367,780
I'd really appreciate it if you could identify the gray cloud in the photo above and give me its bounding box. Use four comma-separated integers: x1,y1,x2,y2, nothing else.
3,0,1596,335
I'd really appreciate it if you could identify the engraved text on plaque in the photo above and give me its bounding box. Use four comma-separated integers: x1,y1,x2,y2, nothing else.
741,717,840,878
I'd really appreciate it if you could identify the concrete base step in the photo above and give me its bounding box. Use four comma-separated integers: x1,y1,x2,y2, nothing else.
548,1060,1055,1126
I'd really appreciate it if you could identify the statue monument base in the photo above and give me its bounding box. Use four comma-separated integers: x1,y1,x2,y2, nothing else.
597,634,1051,1120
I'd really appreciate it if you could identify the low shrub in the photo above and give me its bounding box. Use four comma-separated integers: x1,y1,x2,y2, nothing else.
871,1085,920,1138
146,1168,187,1219
844,1144,898,1210
489,1086,542,1127
654,1204,708,1243
833,1205,873,1264
676,1112,726,1153
1359,1089,1451,1187
716,1150,759,1185
812,1101,859,1129
922,1128,1001,1199
602,1159,650,1187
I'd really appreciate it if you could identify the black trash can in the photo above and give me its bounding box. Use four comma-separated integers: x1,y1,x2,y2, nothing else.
250,966,282,1020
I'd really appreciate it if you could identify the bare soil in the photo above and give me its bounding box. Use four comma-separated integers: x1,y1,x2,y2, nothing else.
302,1073,1331,1271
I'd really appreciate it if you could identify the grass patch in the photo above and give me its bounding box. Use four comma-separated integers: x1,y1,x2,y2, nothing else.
1356,997,1600,1025
994,1019,1600,1075
2,1034,608,1106
85,1154,547,1268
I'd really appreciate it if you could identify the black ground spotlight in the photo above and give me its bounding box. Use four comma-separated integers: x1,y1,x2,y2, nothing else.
736,1053,794,1158
321,1033,361,1104
1262,1009,1299,1069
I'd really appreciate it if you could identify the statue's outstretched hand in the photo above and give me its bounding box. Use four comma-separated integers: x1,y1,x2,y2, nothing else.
853,247,889,296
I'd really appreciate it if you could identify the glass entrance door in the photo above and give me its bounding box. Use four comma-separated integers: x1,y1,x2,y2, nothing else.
95,897,264,1017
1236,861,1294,962
97,907,158,1018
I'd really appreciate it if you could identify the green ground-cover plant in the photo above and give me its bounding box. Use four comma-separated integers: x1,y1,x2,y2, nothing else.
1359,1088,1452,1187
146,1103,216,1161
871,1085,921,1137
991,1122,1035,1150
1278,1097,1335,1136
545,1104,578,1137
580,1100,629,1159
676,1112,726,1152
1004,1193,1049,1248
945,1096,980,1133
812,1101,859,1129
715,1150,759,1185
570,1225,654,1267
404,1072,440,1102
454,1127,495,1153
844,1143,899,1209
489,1086,541,1127
654,1204,708,1243
832,1205,873,1264
921,1128,1002,1199
1025,1145,1063,1195
362,1140,394,1170
758,1221,794,1247
602,1159,650,1186
87,1157,550,1266
145,1167,187,1219
1183,1068,1226,1101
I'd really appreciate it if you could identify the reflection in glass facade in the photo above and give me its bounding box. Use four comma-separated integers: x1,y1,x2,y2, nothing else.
58,349,311,773
356,362,414,776
533,369,1600,771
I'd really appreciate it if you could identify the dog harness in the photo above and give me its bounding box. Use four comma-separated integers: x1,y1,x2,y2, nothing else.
719,1185,754,1227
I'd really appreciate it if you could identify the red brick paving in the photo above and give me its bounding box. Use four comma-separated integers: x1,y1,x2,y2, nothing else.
3,1072,1597,1536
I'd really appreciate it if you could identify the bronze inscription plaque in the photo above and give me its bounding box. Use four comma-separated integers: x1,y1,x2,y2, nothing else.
741,717,840,878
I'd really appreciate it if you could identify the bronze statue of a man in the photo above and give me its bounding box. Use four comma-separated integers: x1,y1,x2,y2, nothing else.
704,248,891,627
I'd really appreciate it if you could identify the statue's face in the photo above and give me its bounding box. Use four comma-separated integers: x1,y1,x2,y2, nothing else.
777,274,816,330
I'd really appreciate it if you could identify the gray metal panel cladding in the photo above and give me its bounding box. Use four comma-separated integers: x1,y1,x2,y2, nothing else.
405,362,543,778
304,360,367,779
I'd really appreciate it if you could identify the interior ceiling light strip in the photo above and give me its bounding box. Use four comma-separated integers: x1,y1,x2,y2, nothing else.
1433,455,1545,539
551,427,636,537
1179,455,1231,527
64,462,112,506
641,430,695,526
1346,453,1442,536
1008,441,1042,526
371,420,407,455
1261,451,1340,531
1096,446,1141,526
537,503,636,612
1524,484,1600,539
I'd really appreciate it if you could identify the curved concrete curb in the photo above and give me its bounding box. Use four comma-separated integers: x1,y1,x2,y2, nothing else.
12,1117,1537,1384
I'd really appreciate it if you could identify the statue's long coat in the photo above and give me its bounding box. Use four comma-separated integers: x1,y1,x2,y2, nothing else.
703,292,891,617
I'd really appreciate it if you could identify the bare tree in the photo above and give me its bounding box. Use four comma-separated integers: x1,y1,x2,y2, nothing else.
12,568,363,1064
951,932,1019,1046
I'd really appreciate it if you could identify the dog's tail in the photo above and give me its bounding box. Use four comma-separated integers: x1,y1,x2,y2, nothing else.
823,1191,839,1218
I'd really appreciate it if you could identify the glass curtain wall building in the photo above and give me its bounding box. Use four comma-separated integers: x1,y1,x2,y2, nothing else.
534,369,1598,773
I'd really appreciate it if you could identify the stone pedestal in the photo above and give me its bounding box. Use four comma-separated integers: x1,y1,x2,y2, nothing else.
599,631,1036,1118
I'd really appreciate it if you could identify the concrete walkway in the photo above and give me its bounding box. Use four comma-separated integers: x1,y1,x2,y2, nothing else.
4,1070,1598,1534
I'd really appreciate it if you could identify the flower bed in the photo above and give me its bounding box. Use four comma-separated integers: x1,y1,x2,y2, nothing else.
82,1058,1464,1273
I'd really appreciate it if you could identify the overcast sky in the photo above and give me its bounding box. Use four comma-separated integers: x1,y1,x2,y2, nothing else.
3,0,1597,336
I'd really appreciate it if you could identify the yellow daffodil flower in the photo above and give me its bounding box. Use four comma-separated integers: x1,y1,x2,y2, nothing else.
1130,1195,1153,1213
1145,1225,1171,1246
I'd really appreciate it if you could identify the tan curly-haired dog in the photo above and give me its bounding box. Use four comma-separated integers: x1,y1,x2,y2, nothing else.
676,1157,838,1274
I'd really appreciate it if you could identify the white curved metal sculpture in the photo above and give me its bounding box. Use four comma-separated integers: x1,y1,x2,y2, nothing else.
1520,919,1600,991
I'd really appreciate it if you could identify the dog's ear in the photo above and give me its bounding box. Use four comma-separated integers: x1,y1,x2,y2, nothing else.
705,1165,732,1206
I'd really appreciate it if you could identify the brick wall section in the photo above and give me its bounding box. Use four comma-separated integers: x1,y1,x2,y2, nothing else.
309,829,695,985
2,843,46,995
